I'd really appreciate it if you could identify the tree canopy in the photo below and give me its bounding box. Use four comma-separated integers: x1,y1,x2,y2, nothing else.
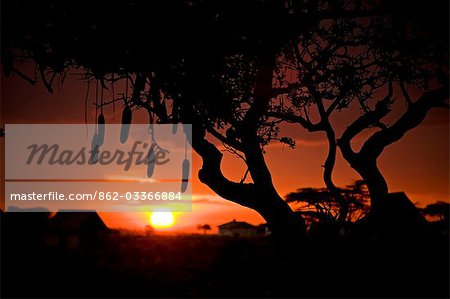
2,0,448,238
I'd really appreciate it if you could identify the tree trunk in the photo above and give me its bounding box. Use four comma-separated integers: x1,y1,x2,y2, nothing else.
352,159,397,235
323,125,349,222
179,50,309,241
191,125,306,240
255,191,306,240
356,160,389,214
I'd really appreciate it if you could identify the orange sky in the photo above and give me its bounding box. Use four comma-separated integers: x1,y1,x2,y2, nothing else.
1,69,449,233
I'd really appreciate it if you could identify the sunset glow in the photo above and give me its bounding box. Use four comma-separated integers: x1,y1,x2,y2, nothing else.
150,212,175,228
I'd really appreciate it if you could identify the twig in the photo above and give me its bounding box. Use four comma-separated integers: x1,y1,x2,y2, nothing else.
399,80,413,107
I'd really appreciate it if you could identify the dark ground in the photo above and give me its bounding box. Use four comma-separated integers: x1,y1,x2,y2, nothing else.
1,227,449,298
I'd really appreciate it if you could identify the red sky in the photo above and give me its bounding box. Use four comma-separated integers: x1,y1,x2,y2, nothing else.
1,69,449,233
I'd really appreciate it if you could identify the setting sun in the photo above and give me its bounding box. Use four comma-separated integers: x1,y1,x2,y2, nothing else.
150,212,175,228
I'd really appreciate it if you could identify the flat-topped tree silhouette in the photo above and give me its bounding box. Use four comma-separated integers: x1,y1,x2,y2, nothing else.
197,224,212,235
285,180,370,225
422,201,450,223
2,0,447,238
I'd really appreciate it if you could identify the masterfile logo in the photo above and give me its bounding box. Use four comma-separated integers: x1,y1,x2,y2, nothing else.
5,124,192,212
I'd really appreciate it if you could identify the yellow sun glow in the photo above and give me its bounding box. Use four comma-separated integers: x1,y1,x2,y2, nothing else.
150,212,175,228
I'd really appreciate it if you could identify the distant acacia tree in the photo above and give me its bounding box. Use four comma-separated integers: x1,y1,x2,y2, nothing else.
2,0,447,239
197,224,212,235
421,201,449,222
145,225,155,237
285,180,369,225
421,201,449,236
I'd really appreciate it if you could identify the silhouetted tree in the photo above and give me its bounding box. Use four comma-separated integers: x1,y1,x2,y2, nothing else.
268,1,449,223
421,201,449,222
421,201,449,236
197,224,212,235
145,225,155,237
2,0,327,239
2,0,447,238
285,180,369,225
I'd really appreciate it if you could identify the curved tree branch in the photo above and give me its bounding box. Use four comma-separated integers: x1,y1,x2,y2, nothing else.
359,86,449,159
193,125,258,209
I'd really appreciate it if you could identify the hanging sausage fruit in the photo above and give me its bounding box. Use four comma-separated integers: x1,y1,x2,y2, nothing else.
96,79,106,146
181,158,190,193
147,123,156,178
172,102,179,135
120,77,132,144
181,139,190,192
172,123,178,135
97,112,105,145
90,79,101,164
146,147,156,178
120,105,132,144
